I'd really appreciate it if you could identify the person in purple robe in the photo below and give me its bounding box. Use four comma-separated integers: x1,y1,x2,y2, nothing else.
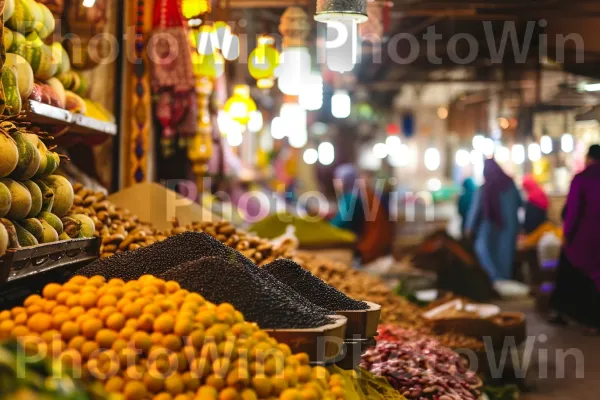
551,144,600,331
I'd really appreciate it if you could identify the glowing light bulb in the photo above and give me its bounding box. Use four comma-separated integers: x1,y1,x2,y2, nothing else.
482,138,495,158
541,135,553,154
528,143,542,162
271,117,285,139
318,142,335,165
323,19,358,73
470,150,482,165
455,149,470,167
437,107,448,120
373,143,388,159
226,128,243,147
512,144,525,165
280,103,307,148
83,0,96,7
388,144,409,167
472,135,485,151
299,73,324,111
303,148,319,164
385,136,401,152
331,90,351,119
277,48,311,96
424,148,441,171
427,178,442,192
495,146,510,163
247,111,264,133
561,133,574,153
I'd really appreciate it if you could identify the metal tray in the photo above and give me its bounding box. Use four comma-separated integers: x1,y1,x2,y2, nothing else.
0,237,101,284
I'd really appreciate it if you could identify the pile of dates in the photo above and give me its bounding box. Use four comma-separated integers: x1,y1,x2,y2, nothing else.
361,325,482,400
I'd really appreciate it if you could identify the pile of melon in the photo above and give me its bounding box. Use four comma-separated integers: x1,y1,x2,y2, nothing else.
0,121,94,257
1,0,87,115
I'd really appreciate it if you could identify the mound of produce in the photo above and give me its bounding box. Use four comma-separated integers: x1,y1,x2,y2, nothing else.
0,340,112,400
78,232,332,329
263,258,369,311
160,256,332,329
0,121,90,255
0,275,350,399
249,212,357,248
361,326,482,400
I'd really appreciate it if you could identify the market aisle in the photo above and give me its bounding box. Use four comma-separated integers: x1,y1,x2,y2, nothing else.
500,300,599,400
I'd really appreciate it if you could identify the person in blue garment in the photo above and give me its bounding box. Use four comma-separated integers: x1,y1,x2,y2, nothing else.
457,177,478,238
466,159,521,281
331,164,365,236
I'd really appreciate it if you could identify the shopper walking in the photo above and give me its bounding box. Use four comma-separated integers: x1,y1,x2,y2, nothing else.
331,164,365,236
551,145,600,331
458,177,478,237
466,159,521,281
522,175,550,234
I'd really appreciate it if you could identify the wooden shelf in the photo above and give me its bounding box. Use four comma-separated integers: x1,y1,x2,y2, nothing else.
23,100,117,138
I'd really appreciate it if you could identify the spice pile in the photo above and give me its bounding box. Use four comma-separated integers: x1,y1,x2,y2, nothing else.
361,325,482,400
263,259,369,311
78,232,333,329
0,275,349,400
294,253,484,351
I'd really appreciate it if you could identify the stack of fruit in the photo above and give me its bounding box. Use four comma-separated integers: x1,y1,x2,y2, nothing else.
1,0,111,117
0,275,351,400
0,120,93,256
1,0,73,114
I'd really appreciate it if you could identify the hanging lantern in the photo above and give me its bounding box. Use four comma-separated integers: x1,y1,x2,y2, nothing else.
278,7,311,95
182,0,210,19
315,0,368,73
224,85,257,125
248,35,280,90
192,51,225,80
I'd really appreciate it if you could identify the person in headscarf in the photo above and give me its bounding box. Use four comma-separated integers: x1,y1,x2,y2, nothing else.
522,175,549,234
466,159,521,281
457,177,478,237
550,144,600,331
331,164,365,236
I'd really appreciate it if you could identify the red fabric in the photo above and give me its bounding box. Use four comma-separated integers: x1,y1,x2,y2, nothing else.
523,175,549,210
153,0,187,28
357,188,394,263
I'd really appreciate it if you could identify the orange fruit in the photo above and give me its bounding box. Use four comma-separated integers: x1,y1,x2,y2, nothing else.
24,295,42,307
42,300,58,314
80,292,98,309
106,313,126,331
97,294,118,308
61,321,80,341
27,313,53,333
161,334,182,352
11,326,29,337
105,376,124,392
131,331,152,352
218,388,240,400
65,295,80,308
69,276,89,285
11,307,26,317
123,303,143,319
0,320,15,334
124,381,147,400
88,275,106,287
112,338,128,353
0,310,11,321
165,373,185,395
108,278,125,286
68,306,86,320
67,335,86,350
137,314,155,332
99,306,118,322
119,326,136,340
96,329,118,349
174,319,193,336
165,281,180,294
195,386,218,400
80,340,100,360
144,372,165,393
56,291,70,305
42,283,62,300
150,332,164,345
154,314,175,334
81,318,103,339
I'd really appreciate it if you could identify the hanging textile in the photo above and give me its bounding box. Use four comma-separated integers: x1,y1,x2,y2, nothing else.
149,0,197,139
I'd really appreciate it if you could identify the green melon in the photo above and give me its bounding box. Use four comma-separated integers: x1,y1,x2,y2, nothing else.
37,211,62,234
23,180,42,218
5,53,34,99
1,65,22,115
38,219,58,243
51,42,70,76
6,0,37,33
9,128,41,180
36,3,54,40
43,175,73,217
0,178,32,220
0,222,8,256
71,214,95,238
0,181,11,218
3,0,15,23
0,132,19,177
3,28,14,51
8,31,26,53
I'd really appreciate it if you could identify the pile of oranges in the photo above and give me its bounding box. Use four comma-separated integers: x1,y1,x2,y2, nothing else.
0,275,348,400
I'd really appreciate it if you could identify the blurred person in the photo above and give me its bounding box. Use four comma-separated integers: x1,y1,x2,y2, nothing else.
466,159,521,281
457,177,478,237
522,175,549,234
331,164,365,236
550,144,600,331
